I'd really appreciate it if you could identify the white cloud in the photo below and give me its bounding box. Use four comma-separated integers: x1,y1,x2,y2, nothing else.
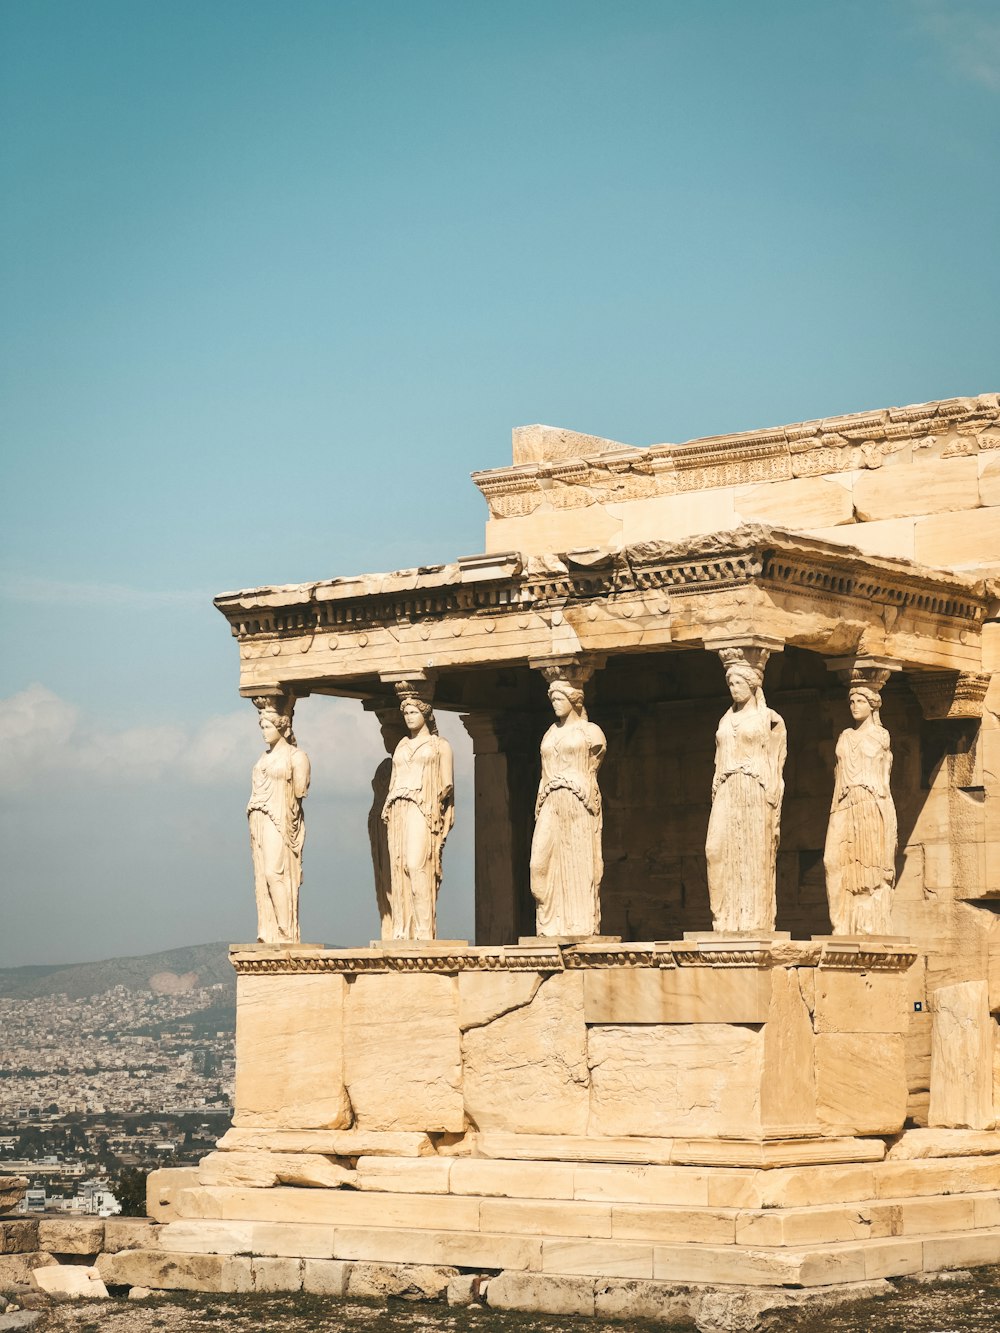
910,0,1000,90
0,685,471,796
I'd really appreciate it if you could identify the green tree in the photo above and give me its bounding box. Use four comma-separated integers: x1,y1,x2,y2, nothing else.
115,1167,148,1218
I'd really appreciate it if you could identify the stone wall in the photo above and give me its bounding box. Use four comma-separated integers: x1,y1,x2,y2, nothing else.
479,398,1000,574
229,947,914,1144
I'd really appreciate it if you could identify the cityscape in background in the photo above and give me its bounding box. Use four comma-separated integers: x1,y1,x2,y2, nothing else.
0,944,235,1216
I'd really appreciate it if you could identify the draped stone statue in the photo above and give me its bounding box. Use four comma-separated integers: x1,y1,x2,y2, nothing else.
381,689,454,940
530,671,607,936
366,701,407,941
705,644,786,933
824,667,897,935
248,694,310,944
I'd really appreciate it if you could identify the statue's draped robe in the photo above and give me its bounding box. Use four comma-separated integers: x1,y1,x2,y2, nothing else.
706,700,786,932
247,744,309,943
382,733,454,940
530,720,607,936
824,723,897,934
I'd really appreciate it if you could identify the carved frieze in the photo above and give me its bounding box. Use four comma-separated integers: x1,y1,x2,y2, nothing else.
472,393,1000,516
228,941,918,976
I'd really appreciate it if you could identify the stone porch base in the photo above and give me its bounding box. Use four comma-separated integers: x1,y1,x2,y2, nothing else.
97,1128,1000,1322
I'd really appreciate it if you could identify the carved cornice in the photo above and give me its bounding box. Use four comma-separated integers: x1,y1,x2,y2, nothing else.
229,942,918,976
214,527,987,648
472,393,1000,516
909,671,991,721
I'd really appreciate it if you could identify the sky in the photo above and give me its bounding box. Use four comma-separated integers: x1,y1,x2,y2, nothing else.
1,0,998,966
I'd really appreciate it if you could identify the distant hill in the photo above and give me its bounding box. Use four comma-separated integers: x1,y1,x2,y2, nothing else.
0,943,234,1000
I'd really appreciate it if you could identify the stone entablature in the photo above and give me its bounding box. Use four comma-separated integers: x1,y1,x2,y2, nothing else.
214,526,989,695
229,941,919,975
472,393,1000,518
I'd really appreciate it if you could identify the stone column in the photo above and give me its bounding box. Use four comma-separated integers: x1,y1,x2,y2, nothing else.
373,670,454,942
703,636,785,934
245,688,310,946
527,656,608,938
363,697,408,940
460,710,539,946
822,657,901,937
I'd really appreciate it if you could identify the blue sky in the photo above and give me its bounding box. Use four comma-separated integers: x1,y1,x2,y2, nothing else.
2,0,998,965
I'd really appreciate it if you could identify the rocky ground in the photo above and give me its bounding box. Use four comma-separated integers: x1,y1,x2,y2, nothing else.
0,1266,995,1333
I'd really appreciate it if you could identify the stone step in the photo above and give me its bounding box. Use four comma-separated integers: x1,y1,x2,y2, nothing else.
471,1131,888,1167
176,1151,1000,1216
136,1223,1000,1289
160,1187,1000,1250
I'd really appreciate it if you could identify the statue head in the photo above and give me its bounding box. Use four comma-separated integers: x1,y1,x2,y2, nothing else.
253,695,296,747
548,680,587,720
725,662,762,707
399,694,438,736
849,685,882,723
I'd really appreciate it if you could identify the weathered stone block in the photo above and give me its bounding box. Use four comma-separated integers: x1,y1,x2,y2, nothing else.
761,967,817,1136
581,966,771,1024
816,1033,907,1135
353,1156,452,1194
542,1238,653,1278
102,1218,160,1253
594,1277,695,1323
0,1253,56,1287
462,973,589,1135
0,1179,27,1215
331,1224,542,1271
346,1261,457,1300
808,516,916,560
612,1204,735,1244
588,1023,763,1138
146,1167,200,1223
915,506,1000,567
0,1221,37,1256
198,1150,354,1190
243,1257,304,1293
487,1271,595,1316
573,1163,709,1207
450,1157,575,1201
345,974,463,1133
234,973,351,1130
458,971,541,1029
302,1258,350,1295
815,969,908,1035
922,1228,1000,1272
32,1264,109,1300
735,476,853,528
37,1218,104,1255
479,1198,611,1239
853,456,979,522
96,1249,230,1292
980,454,1000,507
887,1129,1000,1160
929,981,995,1130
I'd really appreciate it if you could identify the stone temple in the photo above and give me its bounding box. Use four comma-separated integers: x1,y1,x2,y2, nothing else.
107,394,1000,1320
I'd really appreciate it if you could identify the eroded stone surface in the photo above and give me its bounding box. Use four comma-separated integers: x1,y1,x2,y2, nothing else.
588,1023,764,1138
234,973,350,1130
345,973,463,1133
462,973,589,1135
930,981,995,1130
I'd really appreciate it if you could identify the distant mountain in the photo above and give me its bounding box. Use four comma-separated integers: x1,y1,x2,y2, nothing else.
0,943,234,1000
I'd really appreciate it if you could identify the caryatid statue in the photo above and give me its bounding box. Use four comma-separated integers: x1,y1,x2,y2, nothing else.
247,693,310,945
824,664,898,935
705,643,786,933
529,666,607,937
381,684,455,940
